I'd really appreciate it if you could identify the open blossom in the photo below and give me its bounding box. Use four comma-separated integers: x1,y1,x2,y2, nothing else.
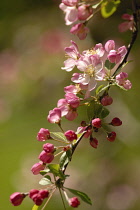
105,40,127,64
116,72,132,89
59,3,78,25
70,23,89,40
72,54,104,92
62,40,80,72
57,92,80,121
119,13,134,32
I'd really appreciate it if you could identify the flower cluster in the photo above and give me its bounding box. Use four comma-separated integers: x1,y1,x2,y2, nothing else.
59,0,101,39
9,0,137,209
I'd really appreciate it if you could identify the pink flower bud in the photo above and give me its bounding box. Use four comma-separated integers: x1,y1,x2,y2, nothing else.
65,93,80,108
111,117,122,126
39,190,49,199
69,197,80,208
70,23,89,40
107,131,116,142
29,189,39,199
64,130,77,141
101,95,113,106
105,40,115,52
47,108,61,123
92,118,101,128
39,151,54,164
37,128,50,141
31,162,45,175
32,193,43,206
10,192,25,206
78,5,93,21
43,143,54,153
62,0,78,6
90,137,98,148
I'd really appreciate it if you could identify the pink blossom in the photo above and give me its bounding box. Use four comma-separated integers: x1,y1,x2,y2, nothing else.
37,128,50,141
47,108,61,123
94,43,105,57
62,40,80,72
107,46,127,64
39,150,54,164
69,197,80,207
59,3,78,25
10,192,25,206
31,162,45,175
64,130,77,141
64,85,79,94
62,0,78,7
116,72,132,89
70,23,89,40
105,40,115,52
72,54,104,92
57,93,80,121
78,5,93,21
43,143,54,153
119,14,134,32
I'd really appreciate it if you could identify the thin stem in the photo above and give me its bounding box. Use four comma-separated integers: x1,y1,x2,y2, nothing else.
58,187,67,210
54,150,64,157
41,188,56,210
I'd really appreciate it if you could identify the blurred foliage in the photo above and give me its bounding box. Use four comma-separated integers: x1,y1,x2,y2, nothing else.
0,0,140,210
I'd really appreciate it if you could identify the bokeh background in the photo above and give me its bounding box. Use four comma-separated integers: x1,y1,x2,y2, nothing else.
1,0,140,209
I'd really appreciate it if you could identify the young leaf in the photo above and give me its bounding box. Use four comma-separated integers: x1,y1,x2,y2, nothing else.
40,168,50,176
65,187,92,205
105,59,116,70
87,100,96,120
51,132,68,142
39,177,52,186
48,164,65,179
59,150,72,170
32,205,39,210
101,0,121,18
99,106,110,119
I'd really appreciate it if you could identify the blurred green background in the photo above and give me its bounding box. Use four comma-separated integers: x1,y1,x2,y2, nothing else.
1,0,140,209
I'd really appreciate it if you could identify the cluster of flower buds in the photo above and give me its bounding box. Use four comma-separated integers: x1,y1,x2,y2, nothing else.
10,189,49,206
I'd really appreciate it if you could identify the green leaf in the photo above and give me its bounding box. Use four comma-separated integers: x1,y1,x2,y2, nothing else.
65,187,92,205
32,205,39,210
99,106,110,118
92,0,102,9
40,168,50,176
87,100,96,120
39,177,52,186
105,59,116,70
51,132,68,142
101,0,121,18
59,150,72,170
48,164,65,179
